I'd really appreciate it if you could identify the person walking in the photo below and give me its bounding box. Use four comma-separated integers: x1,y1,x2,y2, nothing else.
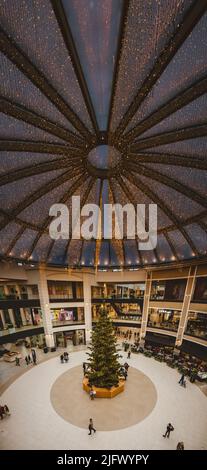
163,423,174,438
25,356,29,366
27,354,31,364
127,350,131,359
179,373,185,386
31,349,37,365
60,354,64,363
3,405,10,416
0,406,4,420
176,441,184,450
15,356,20,366
88,418,96,435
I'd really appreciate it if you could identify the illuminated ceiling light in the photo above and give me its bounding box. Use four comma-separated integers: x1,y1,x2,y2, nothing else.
192,252,195,257
171,256,175,261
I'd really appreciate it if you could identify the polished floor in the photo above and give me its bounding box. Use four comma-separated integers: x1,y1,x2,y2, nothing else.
50,365,157,430
0,349,207,450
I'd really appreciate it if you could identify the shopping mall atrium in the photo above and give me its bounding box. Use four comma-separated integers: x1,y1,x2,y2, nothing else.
0,0,207,452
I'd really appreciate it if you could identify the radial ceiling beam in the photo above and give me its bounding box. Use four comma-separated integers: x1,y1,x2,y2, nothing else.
127,161,207,209
107,0,130,133
130,124,207,151
121,170,199,256
51,0,99,137
124,76,207,143
0,166,85,231
0,97,85,147
0,158,81,187
5,226,26,257
128,152,207,170
114,176,151,266
0,139,85,157
0,27,92,141
163,231,179,261
114,0,207,138
94,179,103,268
62,177,96,265
108,180,126,266
46,175,94,264
27,172,89,261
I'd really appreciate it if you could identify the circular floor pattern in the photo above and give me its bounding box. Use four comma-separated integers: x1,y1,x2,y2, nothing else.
50,365,157,431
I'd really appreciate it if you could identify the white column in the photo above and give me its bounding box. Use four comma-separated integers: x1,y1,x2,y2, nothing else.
15,284,27,325
37,265,54,348
175,265,197,347
8,309,16,327
140,271,152,346
0,310,6,328
3,285,15,326
83,273,92,343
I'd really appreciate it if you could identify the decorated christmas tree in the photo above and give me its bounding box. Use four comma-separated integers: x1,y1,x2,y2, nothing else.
87,307,121,388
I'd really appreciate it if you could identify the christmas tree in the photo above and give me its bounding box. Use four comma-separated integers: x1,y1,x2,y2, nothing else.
86,307,121,388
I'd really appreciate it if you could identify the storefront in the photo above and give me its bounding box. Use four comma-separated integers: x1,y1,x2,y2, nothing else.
92,302,142,322
150,279,187,301
185,311,207,340
91,283,145,299
50,307,84,325
147,308,181,332
54,329,85,347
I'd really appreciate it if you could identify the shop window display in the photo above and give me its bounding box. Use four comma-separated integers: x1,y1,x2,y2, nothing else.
150,279,186,301
91,283,145,299
185,312,207,340
147,308,181,332
48,281,83,299
92,304,142,322
51,307,84,325
193,277,207,302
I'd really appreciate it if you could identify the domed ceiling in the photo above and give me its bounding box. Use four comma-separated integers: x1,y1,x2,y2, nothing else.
0,0,207,268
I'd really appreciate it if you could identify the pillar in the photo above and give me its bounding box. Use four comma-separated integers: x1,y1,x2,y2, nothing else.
0,310,6,329
140,271,152,346
37,265,54,348
3,285,15,326
83,273,92,343
15,284,27,325
175,266,197,347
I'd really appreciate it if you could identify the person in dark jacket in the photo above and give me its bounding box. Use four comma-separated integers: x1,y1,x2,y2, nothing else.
176,441,184,450
31,349,37,365
60,354,64,363
163,423,174,438
179,373,185,385
88,418,96,435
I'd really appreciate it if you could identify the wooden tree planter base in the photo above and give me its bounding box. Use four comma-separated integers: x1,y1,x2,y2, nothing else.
83,377,125,398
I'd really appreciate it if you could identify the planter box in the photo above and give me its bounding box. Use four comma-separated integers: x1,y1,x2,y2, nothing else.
83,377,125,398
